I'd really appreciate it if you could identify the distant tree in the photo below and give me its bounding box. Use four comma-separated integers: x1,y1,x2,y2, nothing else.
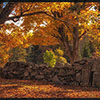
81,37,92,58
9,46,27,62
26,45,43,64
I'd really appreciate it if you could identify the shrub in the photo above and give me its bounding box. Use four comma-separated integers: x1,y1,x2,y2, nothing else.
43,48,67,67
57,56,67,65
55,48,67,65
55,48,64,56
43,50,56,67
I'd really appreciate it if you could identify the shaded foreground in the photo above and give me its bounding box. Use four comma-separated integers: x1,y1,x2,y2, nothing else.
0,78,100,98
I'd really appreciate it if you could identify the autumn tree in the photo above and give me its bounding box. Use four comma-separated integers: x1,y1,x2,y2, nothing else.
18,2,100,63
0,2,100,63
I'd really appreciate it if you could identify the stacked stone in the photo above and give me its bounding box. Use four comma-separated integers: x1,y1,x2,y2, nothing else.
1,57,100,88
1,62,76,85
72,58,91,86
90,57,100,87
72,57,100,88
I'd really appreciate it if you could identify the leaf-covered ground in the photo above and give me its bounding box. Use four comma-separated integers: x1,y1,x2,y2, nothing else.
0,78,100,98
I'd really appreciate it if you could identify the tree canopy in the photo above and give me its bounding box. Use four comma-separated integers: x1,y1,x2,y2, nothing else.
0,2,100,64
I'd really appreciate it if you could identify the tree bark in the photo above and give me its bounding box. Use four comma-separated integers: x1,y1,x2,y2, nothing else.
0,2,17,25
63,26,80,64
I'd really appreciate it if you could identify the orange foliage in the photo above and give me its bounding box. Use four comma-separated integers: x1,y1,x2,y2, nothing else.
0,78,100,98
0,2,100,64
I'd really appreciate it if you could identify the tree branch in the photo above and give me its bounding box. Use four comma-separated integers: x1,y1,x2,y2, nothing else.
79,31,87,39
6,11,75,26
0,2,18,25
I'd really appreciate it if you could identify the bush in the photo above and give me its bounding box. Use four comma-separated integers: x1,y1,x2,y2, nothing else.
43,50,56,67
55,48,64,56
56,56,67,65
55,48,67,65
43,48,67,67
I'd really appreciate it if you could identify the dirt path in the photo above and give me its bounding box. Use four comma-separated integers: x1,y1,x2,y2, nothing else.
0,78,100,98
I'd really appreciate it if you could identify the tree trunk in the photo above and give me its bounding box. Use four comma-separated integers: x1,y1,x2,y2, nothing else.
70,42,80,64
65,41,80,64
64,25,80,64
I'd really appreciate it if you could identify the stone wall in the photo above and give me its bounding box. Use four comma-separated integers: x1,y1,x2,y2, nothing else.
0,57,100,88
72,57,100,87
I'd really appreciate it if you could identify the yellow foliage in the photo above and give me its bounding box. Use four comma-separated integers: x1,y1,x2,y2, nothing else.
59,56,67,64
55,48,64,56
0,2,100,64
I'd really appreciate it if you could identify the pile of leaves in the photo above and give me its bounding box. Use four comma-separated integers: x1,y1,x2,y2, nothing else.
0,78,100,98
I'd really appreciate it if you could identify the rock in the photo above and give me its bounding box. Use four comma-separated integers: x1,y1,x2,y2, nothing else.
58,69,66,76
25,76,31,80
64,63,72,68
70,81,79,86
35,75,44,80
29,66,33,69
64,75,74,83
74,65,82,71
2,67,9,72
30,72,37,76
79,59,88,65
24,71,29,77
80,67,91,86
91,59,100,72
19,68,25,71
39,64,48,67
55,63,64,68
35,64,39,68
27,68,33,73
39,72,44,75
12,71,19,75
76,72,81,83
59,76,65,81
52,75,62,84
72,62,80,66
66,70,75,76
92,72,100,87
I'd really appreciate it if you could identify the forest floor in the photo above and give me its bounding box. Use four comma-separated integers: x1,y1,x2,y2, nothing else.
0,78,100,98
